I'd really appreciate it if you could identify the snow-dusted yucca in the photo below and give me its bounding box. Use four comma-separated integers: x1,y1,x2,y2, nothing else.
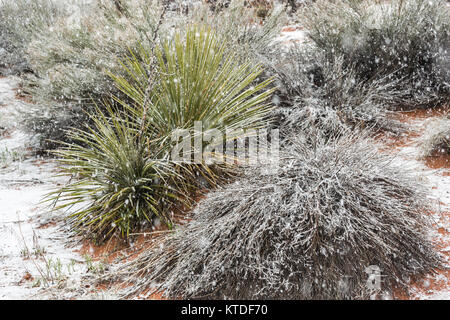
108,133,441,299
49,26,274,242
22,0,285,152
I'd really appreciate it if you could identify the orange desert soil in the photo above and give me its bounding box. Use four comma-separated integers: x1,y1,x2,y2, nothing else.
76,230,171,299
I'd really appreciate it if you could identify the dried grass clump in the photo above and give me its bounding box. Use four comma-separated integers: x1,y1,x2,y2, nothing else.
300,0,450,109
418,116,450,157
190,0,286,63
110,134,440,299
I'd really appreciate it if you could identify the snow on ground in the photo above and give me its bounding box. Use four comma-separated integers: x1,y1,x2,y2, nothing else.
0,76,111,299
388,113,450,300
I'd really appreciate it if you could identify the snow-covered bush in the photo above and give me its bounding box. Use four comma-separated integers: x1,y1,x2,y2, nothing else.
267,45,405,142
418,116,450,157
189,0,286,64
0,0,66,75
301,0,450,108
109,133,441,299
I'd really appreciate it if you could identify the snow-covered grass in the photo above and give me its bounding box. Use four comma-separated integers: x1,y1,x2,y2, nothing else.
0,76,113,299
105,132,442,300
266,44,406,145
417,117,450,158
0,0,71,75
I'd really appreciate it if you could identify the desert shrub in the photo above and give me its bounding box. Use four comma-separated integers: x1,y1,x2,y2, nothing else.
418,116,450,157
267,45,405,142
300,0,450,108
50,26,275,242
110,133,441,299
0,0,67,75
203,0,231,12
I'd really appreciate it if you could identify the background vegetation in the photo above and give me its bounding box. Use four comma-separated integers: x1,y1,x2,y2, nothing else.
300,0,450,109
0,0,446,299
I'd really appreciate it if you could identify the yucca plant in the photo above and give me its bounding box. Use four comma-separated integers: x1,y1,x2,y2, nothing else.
47,105,182,241
112,25,275,161
22,0,283,152
50,26,275,242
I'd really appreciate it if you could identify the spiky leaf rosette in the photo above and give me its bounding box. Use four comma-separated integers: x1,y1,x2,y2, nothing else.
48,106,182,241
111,133,441,299
112,25,275,141
110,25,275,188
49,26,274,242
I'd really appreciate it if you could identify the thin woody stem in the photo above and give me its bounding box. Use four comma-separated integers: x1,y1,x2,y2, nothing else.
138,2,169,141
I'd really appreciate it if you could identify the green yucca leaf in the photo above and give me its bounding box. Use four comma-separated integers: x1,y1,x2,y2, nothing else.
47,104,183,241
